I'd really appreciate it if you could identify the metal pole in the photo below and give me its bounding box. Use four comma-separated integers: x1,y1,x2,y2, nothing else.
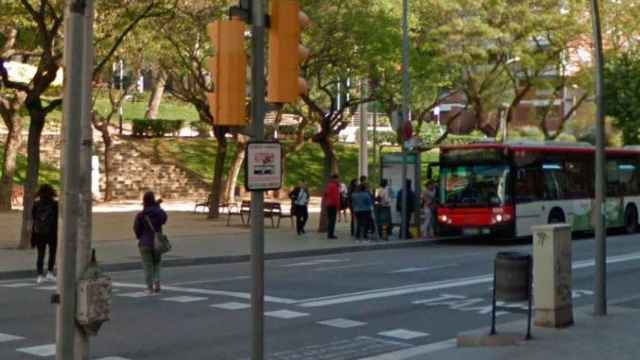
359,80,368,179
75,1,94,358
590,0,607,316
400,0,410,239
58,1,89,358
250,0,266,358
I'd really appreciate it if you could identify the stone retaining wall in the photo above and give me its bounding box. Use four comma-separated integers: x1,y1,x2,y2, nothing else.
0,133,210,201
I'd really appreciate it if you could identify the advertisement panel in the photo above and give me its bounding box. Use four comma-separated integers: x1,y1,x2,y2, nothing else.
245,142,283,191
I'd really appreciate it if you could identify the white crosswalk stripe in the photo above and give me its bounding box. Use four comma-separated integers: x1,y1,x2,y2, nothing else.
162,296,208,303
0,333,24,343
317,318,367,328
16,344,56,357
210,302,251,310
378,329,430,340
265,310,309,319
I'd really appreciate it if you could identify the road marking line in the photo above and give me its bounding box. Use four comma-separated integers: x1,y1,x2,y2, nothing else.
96,357,132,360
1,283,33,288
297,251,640,308
358,339,457,360
162,296,208,303
0,333,24,343
283,259,350,267
391,264,458,273
116,291,152,298
313,262,383,272
210,302,251,310
170,276,250,286
35,286,57,291
112,282,296,304
317,318,367,328
265,310,309,319
297,275,492,307
378,329,429,340
17,344,56,357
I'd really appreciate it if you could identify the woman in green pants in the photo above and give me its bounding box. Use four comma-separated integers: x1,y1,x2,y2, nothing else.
133,192,168,294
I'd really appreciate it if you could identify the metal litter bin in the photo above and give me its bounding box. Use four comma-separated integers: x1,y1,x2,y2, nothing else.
491,251,532,339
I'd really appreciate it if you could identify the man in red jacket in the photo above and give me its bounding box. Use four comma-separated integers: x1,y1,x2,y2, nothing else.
323,174,341,239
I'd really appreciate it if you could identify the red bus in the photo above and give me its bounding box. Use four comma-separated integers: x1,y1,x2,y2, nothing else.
435,141,640,239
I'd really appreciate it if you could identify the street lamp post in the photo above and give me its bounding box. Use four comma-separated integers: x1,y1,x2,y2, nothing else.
400,0,411,239
590,0,607,317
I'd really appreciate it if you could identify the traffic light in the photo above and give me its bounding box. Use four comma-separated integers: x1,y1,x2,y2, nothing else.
206,19,247,126
267,0,310,103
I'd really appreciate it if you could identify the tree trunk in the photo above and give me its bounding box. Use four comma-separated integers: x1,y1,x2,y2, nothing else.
0,114,24,211
19,112,45,249
208,129,227,219
225,138,247,202
316,135,338,233
144,70,167,119
318,136,339,181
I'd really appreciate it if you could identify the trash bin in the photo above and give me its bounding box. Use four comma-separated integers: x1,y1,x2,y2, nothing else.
495,252,531,302
491,251,532,339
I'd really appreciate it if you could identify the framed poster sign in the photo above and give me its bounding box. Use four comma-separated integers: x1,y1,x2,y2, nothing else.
245,141,283,191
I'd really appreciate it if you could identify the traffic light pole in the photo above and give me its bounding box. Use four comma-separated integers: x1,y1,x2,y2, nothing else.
590,0,607,317
58,1,92,359
400,0,410,239
250,0,266,359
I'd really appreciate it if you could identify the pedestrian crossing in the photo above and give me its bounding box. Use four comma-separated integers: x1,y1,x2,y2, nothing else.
0,279,448,359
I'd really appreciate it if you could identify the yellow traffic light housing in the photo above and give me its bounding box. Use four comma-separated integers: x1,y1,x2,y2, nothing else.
267,0,309,103
207,19,247,126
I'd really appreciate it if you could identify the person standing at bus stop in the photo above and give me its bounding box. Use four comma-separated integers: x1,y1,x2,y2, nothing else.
396,179,417,239
421,180,437,240
323,174,341,239
375,178,393,240
289,181,310,235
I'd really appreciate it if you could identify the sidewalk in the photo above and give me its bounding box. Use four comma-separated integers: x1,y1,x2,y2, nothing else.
0,200,426,278
406,304,640,360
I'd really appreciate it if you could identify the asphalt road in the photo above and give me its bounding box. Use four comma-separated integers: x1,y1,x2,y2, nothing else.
1,233,640,360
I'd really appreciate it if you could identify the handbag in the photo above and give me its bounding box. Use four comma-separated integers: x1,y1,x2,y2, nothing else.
144,216,172,254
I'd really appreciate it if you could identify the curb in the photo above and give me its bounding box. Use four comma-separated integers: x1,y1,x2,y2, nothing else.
0,238,437,281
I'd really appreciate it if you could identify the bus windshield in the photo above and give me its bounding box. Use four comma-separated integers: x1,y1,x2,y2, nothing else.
440,164,510,207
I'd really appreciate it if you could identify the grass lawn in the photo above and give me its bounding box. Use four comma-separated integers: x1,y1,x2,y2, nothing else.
47,93,200,123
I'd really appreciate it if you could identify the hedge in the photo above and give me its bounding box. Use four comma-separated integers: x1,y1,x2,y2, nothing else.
132,119,184,137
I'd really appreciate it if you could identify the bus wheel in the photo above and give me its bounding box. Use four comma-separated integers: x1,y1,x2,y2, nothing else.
548,209,565,224
625,206,638,234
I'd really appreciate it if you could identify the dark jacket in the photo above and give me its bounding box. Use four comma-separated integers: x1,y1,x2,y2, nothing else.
31,199,58,247
396,188,417,213
133,205,168,248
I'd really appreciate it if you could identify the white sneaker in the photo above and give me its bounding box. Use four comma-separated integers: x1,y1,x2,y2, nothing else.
46,272,56,282
36,276,45,284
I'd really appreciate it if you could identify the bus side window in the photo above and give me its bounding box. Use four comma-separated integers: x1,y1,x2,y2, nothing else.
515,167,541,203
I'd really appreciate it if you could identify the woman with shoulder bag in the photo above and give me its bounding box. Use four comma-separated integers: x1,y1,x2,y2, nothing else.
133,191,168,294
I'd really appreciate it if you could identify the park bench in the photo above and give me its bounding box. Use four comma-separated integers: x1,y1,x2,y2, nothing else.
225,201,294,228
264,202,294,228
227,200,252,225
194,195,234,215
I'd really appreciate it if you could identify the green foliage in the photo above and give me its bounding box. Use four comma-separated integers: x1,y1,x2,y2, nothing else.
0,147,60,190
131,138,361,194
604,52,640,145
131,119,184,137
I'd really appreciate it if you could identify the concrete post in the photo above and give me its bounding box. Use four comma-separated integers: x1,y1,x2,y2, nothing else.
532,224,574,327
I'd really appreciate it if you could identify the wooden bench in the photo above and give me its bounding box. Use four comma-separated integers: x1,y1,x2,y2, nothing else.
264,202,294,228
227,200,251,225
195,195,235,215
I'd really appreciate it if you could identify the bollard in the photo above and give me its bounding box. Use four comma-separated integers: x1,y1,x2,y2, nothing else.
532,224,574,327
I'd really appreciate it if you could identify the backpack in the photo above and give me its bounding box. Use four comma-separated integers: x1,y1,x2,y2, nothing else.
33,201,56,235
